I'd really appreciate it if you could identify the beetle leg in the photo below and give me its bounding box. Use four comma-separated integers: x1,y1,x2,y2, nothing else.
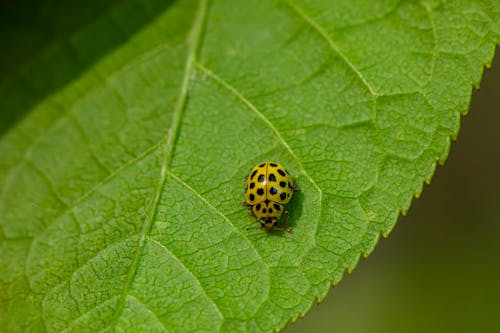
274,211,292,233
241,201,254,215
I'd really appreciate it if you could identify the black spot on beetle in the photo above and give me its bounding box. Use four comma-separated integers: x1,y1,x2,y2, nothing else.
257,188,264,195
270,163,278,167
249,182,255,189
269,173,276,182
256,203,261,211
262,208,267,213
279,181,286,188
259,163,266,167
264,199,270,204
268,208,273,213
280,192,286,200
258,174,265,183
288,182,292,188
270,187,278,195
277,169,286,176
273,203,281,210
249,194,255,201
250,170,258,179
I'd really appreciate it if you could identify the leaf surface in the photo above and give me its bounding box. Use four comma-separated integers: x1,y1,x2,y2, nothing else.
0,0,499,332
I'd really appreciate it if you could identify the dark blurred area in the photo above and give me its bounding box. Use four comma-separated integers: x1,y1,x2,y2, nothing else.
286,50,500,333
0,0,173,135
0,0,120,81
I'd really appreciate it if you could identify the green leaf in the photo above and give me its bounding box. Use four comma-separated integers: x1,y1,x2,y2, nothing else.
1,0,498,332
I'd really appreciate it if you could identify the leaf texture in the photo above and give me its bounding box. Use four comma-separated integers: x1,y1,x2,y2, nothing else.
0,0,499,332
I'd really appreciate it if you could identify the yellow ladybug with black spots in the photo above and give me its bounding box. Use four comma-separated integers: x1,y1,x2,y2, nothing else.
242,161,298,232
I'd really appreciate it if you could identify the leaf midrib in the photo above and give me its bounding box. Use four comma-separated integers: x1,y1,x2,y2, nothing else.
108,0,210,327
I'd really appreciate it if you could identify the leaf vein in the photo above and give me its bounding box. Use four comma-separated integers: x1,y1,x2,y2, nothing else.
24,158,67,208
40,235,136,299
147,237,224,322
126,294,171,333
283,0,378,97
169,172,270,270
24,143,160,285
60,296,121,333
195,63,324,255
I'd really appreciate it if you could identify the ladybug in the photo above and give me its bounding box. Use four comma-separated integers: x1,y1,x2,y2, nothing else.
242,161,298,232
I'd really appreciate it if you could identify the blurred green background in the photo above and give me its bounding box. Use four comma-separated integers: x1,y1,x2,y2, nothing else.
286,52,500,333
1,1,498,332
